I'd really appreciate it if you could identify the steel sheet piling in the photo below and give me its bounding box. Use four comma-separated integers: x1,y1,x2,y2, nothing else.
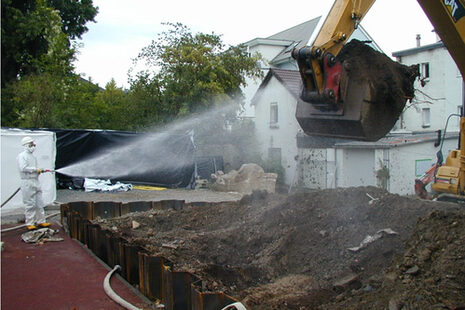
60,200,240,310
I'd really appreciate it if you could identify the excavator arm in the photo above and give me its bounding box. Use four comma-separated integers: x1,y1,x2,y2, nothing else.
292,0,464,141
292,0,375,103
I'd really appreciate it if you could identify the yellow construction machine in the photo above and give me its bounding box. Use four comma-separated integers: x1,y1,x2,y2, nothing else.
292,0,465,200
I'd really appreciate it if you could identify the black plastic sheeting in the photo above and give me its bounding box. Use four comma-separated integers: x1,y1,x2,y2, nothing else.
50,129,196,189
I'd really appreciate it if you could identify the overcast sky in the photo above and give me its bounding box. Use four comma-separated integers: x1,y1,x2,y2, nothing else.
73,0,437,88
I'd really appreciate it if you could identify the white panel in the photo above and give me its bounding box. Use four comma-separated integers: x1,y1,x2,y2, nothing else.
1,129,56,214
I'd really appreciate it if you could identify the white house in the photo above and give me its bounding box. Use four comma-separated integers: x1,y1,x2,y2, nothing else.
248,21,463,195
392,41,464,133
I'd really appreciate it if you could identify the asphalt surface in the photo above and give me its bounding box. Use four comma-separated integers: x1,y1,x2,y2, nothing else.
56,188,243,204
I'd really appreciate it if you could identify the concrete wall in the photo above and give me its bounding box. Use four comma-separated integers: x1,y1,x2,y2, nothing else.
297,148,327,189
254,77,301,185
297,148,337,189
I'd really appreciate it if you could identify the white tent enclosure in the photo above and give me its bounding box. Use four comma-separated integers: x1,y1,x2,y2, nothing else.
1,128,56,214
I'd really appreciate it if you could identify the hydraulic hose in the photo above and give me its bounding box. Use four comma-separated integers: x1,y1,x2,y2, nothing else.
103,265,142,310
1,211,60,233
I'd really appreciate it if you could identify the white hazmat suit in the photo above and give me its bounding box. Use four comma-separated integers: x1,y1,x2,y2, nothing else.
16,137,47,228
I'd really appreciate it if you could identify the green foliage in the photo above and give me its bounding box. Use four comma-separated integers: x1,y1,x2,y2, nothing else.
2,72,64,127
1,0,97,86
93,79,129,130
3,18,262,132
130,22,263,124
1,0,98,128
47,0,98,39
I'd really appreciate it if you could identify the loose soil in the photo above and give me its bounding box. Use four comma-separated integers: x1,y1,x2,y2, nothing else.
337,40,419,140
95,187,465,309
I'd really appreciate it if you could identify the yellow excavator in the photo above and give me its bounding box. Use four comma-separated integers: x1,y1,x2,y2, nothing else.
291,0,465,200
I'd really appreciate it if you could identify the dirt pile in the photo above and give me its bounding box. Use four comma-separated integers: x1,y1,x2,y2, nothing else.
337,39,420,140
322,210,465,310
96,186,464,309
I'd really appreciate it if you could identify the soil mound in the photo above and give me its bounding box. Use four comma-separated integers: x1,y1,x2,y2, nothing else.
337,39,419,140
96,186,463,309
323,210,465,309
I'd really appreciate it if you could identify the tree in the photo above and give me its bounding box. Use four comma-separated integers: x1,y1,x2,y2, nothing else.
1,0,98,86
93,79,130,130
2,72,64,128
47,0,98,39
1,0,98,128
130,23,263,124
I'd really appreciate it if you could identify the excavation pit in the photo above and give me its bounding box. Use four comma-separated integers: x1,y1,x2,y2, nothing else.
61,187,465,309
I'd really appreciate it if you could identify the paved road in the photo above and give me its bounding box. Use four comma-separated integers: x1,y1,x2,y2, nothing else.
56,188,243,204
1,188,243,225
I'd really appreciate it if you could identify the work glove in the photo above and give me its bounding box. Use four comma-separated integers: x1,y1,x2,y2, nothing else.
37,168,43,174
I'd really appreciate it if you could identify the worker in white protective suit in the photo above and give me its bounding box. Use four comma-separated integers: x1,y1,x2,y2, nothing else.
16,136,51,230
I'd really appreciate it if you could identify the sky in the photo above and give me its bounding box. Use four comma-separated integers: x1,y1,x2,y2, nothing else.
73,0,438,89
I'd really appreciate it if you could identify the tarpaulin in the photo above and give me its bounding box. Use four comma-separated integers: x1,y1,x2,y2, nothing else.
48,129,195,188
83,178,132,192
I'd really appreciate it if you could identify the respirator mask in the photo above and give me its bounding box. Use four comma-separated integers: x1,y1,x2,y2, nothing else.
25,144,36,153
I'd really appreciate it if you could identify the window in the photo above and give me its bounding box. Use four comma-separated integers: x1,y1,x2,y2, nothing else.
270,102,278,127
420,62,430,79
422,108,431,128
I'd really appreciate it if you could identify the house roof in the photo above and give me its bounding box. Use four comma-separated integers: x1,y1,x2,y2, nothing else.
251,68,302,105
392,41,445,58
268,17,321,65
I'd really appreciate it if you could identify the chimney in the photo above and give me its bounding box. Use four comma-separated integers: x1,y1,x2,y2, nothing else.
416,34,421,47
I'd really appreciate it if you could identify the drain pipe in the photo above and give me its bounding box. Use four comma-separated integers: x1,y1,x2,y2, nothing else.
104,265,142,310
1,212,61,233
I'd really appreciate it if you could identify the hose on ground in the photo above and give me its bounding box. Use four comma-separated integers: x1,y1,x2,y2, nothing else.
1,211,60,233
104,265,142,310
1,187,20,208
221,302,248,310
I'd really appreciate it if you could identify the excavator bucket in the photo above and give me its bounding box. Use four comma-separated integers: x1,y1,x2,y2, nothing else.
296,40,419,141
